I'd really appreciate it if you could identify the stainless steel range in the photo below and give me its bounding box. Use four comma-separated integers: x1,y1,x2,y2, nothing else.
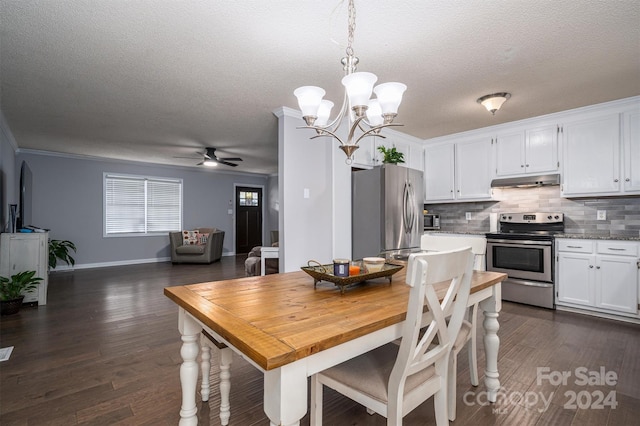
486,212,564,309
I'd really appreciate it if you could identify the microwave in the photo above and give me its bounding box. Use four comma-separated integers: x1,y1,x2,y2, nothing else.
424,213,440,230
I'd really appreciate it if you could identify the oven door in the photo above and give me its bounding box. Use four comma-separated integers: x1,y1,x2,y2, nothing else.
486,239,553,282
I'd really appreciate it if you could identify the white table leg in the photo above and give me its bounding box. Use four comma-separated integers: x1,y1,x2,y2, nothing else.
178,309,202,426
264,362,308,426
200,337,211,402
480,285,501,403
219,346,233,425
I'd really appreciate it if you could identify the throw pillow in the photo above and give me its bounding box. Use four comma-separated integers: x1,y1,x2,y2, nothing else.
182,230,200,245
198,233,209,245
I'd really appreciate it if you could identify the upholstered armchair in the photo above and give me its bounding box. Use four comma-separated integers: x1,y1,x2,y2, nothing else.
170,228,224,264
244,244,279,276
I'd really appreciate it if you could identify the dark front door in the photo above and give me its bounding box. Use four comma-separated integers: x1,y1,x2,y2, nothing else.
236,186,262,254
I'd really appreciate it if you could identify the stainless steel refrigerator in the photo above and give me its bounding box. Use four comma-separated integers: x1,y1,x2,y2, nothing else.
352,164,424,260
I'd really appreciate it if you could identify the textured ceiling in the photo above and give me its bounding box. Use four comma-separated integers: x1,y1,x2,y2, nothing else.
1,0,639,175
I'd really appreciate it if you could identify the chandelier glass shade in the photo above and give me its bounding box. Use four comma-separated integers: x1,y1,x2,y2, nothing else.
293,0,406,164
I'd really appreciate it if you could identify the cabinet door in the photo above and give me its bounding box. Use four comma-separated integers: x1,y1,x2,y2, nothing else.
595,255,638,314
455,137,493,200
352,138,376,167
561,114,620,196
525,125,559,174
623,110,640,193
1,235,42,303
424,143,455,202
557,253,595,307
495,131,525,176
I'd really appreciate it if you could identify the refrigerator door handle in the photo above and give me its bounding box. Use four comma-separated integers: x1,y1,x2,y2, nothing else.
402,182,411,232
408,182,416,233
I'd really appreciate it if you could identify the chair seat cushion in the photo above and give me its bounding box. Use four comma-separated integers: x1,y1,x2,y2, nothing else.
452,320,472,351
319,343,436,404
176,244,206,255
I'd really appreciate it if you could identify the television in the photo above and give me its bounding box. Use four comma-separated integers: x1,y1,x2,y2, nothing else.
17,160,33,230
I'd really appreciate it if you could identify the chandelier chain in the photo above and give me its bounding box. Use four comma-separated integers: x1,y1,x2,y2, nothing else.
346,0,356,58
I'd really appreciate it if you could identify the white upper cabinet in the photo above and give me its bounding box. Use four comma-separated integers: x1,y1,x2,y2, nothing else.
424,136,493,203
561,114,621,196
424,143,455,202
352,131,423,172
623,109,640,193
495,125,559,176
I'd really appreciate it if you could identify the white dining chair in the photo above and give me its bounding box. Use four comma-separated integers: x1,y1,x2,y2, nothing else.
420,234,487,420
310,247,474,426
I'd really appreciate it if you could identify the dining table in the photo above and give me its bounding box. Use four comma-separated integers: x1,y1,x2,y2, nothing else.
164,265,507,426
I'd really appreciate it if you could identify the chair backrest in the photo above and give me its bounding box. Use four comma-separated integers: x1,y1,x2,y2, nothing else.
389,248,474,392
421,234,487,271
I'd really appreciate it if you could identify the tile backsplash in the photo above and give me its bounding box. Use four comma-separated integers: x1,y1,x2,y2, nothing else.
425,186,640,238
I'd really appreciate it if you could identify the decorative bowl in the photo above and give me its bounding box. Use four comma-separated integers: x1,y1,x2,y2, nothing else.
363,257,385,272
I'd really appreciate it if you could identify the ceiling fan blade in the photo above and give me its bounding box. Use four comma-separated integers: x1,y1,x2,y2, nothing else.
218,159,238,167
173,156,200,159
218,157,242,162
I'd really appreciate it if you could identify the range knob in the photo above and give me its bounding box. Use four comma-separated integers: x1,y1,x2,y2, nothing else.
554,215,560,220
547,215,552,220
508,216,512,220
501,215,507,220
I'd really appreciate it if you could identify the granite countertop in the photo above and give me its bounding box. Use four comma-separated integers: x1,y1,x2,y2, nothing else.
555,233,640,242
425,230,640,241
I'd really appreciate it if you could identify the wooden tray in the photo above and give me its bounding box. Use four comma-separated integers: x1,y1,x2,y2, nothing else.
301,261,404,294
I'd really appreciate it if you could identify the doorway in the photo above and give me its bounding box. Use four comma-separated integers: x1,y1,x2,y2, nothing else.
235,186,263,254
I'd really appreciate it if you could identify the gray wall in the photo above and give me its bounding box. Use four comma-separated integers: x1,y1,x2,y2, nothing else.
16,151,270,267
426,186,640,238
266,174,279,244
0,114,18,232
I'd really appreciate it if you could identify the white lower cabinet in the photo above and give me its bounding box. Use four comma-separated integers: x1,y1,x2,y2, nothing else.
556,238,638,318
0,232,49,305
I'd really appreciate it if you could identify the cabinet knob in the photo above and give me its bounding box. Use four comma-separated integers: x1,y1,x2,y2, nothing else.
589,265,594,268
526,164,529,167
626,178,631,182
596,266,601,269
614,179,619,182
521,165,524,168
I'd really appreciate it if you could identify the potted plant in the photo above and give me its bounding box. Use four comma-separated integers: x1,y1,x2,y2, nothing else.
49,239,77,270
0,271,43,315
377,146,405,164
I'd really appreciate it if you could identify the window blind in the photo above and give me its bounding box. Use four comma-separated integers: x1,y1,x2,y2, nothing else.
105,174,182,235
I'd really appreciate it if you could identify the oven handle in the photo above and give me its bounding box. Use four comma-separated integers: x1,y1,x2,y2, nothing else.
505,278,554,288
487,239,553,246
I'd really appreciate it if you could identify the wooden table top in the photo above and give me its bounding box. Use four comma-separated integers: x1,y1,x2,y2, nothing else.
164,268,507,371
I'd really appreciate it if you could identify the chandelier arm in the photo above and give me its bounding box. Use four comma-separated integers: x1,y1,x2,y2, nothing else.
353,123,403,145
346,115,368,145
297,126,346,145
323,91,350,134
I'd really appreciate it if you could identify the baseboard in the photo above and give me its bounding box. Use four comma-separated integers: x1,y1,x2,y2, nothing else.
50,252,236,271
556,305,640,325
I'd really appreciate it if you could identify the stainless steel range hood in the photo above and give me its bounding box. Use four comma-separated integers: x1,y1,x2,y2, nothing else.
491,174,560,188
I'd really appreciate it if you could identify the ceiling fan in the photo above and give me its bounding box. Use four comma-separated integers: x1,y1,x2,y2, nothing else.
177,147,243,167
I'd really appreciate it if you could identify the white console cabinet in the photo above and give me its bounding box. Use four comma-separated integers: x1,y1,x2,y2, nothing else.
0,232,49,305
556,238,638,318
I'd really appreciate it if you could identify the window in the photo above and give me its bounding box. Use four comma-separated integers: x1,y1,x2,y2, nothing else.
239,190,259,206
104,173,182,236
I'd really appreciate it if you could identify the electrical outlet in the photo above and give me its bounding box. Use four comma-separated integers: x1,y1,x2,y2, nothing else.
465,212,472,220
597,210,606,220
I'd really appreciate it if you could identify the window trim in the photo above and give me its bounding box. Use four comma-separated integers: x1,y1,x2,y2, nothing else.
103,172,183,238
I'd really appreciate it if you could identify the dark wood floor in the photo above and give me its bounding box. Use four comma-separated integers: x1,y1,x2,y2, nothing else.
1,256,638,425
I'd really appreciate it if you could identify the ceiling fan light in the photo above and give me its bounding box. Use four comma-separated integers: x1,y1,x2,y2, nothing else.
373,82,407,114
366,99,384,126
341,72,377,109
294,86,326,118
314,100,335,126
203,159,217,167
477,92,511,115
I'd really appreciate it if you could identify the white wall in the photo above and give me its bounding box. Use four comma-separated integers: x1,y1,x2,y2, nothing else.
275,107,351,272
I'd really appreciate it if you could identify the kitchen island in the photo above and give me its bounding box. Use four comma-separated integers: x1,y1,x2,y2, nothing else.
165,267,507,425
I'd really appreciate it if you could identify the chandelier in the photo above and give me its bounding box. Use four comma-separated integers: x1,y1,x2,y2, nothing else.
293,0,406,164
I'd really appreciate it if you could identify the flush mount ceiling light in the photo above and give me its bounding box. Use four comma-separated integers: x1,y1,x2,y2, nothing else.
477,92,511,115
293,0,406,164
